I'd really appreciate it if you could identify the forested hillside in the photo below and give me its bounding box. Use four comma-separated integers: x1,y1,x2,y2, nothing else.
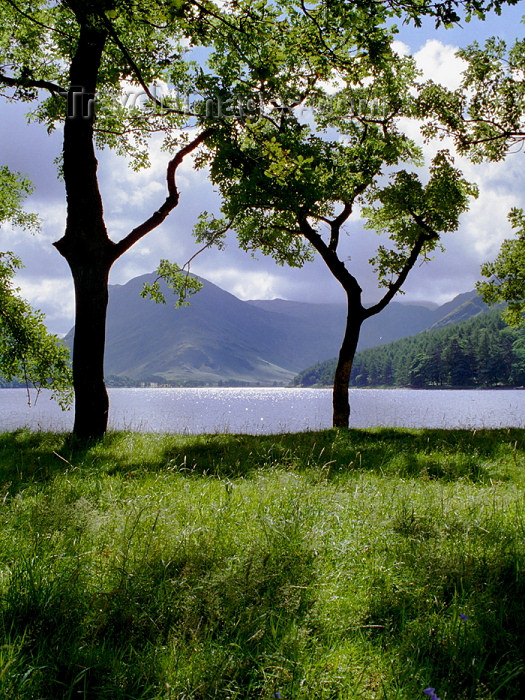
293,310,525,388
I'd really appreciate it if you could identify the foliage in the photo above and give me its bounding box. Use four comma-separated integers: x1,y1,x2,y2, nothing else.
0,167,39,232
384,0,520,27
0,427,524,697
140,259,203,307
418,33,525,325
0,253,72,406
294,308,525,388
0,167,72,406
202,48,421,260
364,150,477,288
419,35,525,162
0,0,194,162
478,208,525,327
198,2,478,270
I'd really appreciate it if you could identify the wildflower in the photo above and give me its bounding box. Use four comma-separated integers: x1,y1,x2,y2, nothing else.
273,693,282,699
423,688,441,700
459,613,468,621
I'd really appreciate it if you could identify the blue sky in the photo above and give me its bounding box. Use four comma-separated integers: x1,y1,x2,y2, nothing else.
1,1,524,335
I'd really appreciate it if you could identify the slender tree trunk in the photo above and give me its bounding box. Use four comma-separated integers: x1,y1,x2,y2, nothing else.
332,297,363,428
297,218,366,429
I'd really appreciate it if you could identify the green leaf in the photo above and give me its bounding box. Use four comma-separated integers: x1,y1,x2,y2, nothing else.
141,260,203,307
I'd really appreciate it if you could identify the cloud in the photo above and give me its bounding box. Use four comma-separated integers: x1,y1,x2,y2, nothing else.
15,276,74,336
414,39,467,90
196,267,287,299
391,40,411,57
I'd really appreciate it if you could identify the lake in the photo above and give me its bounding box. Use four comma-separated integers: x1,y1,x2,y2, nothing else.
1,387,524,433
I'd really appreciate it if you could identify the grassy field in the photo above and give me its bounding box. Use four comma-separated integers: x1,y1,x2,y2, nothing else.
0,427,524,699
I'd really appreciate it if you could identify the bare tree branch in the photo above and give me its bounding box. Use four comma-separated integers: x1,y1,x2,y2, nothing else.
364,224,438,318
112,128,214,259
0,70,65,95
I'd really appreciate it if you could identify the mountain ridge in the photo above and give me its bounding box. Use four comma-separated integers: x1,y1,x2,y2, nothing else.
65,273,487,386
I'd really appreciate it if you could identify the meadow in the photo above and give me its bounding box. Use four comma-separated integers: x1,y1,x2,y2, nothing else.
0,427,523,699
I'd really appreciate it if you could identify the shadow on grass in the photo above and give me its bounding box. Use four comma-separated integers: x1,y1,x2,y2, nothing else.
0,507,316,698
1,427,525,697
0,427,523,495
0,429,125,494
362,542,525,698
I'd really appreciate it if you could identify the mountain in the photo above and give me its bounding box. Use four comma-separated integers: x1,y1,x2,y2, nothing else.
247,298,435,350
64,274,488,386
425,291,490,330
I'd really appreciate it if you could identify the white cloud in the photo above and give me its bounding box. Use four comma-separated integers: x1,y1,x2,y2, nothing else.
414,39,466,90
99,131,211,227
15,277,75,335
194,266,287,300
318,70,346,96
392,40,411,57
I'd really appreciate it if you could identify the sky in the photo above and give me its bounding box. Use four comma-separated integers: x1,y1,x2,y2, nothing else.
1,2,525,335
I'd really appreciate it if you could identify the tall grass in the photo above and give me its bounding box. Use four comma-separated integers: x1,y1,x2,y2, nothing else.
0,428,524,698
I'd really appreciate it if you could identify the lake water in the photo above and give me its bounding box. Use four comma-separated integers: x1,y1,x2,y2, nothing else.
1,387,524,433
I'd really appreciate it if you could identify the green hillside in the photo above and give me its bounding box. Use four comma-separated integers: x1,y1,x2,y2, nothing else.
293,309,525,388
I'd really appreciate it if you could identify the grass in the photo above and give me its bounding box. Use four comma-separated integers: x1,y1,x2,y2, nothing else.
0,427,524,698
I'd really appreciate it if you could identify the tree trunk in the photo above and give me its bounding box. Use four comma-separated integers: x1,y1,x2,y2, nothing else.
51,15,206,438
69,258,112,438
55,223,116,439
53,19,113,439
332,301,363,428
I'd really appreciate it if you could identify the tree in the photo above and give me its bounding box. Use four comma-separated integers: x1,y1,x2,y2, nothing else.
0,0,508,437
0,0,220,437
442,335,474,385
197,40,476,425
417,33,525,325
409,352,436,387
0,167,72,405
477,209,525,326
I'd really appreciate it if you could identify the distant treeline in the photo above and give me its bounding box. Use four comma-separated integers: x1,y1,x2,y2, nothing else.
293,310,525,388
104,376,286,388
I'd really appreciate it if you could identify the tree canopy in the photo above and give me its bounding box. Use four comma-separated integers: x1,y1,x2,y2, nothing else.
0,167,72,405
418,31,525,325
477,208,525,326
